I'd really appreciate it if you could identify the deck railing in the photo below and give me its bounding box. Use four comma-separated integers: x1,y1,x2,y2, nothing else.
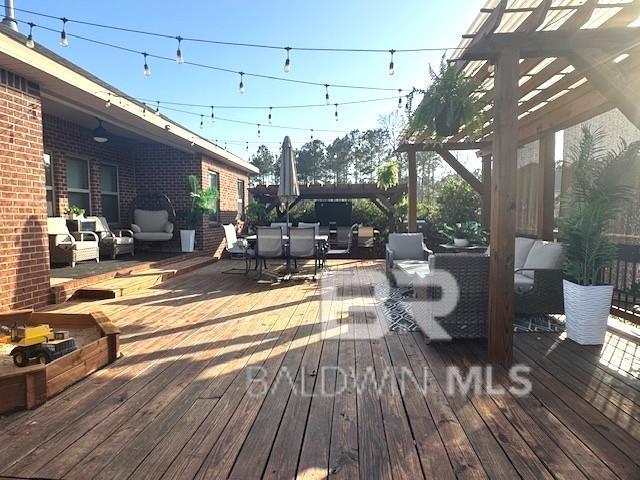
602,243,640,325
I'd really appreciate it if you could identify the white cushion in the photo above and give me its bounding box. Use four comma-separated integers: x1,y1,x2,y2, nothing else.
113,236,134,245
164,222,174,234
521,241,564,279
388,233,425,260
74,240,98,250
134,232,173,241
133,209,169,233
131,223,142,233
47,217,70,236
514,237,536,271
514,273,535,294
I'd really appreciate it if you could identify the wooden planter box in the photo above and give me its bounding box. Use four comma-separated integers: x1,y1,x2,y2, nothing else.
0,310,119,415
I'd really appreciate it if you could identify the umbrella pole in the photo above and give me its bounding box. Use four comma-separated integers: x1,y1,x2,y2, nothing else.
285,201,291,275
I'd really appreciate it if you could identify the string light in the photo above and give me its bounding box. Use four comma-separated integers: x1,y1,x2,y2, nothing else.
105,93,111,108
388,49,395,75
257,123,261,138
268,107,272,125
142,102,147,117
283,47,291,73
238,72,245,94
324,84,330,105
334,103,339,122
59,17,68,47
246,142,249,152
397,89,403,109
200,114,204,129
176,36,184,64
142,52,151,76
210,106,216,123
25,22,35,48
155,100,161,115
310,129,314,141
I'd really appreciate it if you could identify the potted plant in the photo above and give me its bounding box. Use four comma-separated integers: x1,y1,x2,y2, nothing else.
440,221,487,247
410,58,485,138
180,175,219,252
560,127,640,345
64,205,85,220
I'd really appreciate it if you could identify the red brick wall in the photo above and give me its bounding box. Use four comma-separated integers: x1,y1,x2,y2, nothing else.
0,73,50,311
43,114,136,227
201,156,248,257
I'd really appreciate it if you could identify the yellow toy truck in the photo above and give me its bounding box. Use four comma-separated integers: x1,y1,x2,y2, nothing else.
8,324,77,367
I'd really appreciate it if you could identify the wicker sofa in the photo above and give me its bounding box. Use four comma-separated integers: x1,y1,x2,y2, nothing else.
47,217,99,267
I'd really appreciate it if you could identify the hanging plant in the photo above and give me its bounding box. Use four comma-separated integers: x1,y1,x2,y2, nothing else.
410,57,485,139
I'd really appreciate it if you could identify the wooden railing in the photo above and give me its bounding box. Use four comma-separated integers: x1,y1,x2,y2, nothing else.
602,243,640,325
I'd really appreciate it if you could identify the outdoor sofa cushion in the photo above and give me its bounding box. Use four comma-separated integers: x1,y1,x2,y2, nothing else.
521,240,564,279
388,233,427,260
133,232,173,242
131,224,142,233
514,237,536,270
134,209,170,232
514,272,535,294
74,240,101,250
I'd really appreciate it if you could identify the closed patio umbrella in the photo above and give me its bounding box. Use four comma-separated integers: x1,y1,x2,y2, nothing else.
277,136,300,227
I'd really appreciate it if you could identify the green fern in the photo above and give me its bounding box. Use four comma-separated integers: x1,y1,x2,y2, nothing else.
560,127,640,286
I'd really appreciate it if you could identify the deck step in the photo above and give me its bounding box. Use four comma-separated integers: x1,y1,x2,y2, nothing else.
71,256,213,301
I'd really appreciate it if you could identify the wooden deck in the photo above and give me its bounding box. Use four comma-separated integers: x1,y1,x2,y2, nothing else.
0,260,638,479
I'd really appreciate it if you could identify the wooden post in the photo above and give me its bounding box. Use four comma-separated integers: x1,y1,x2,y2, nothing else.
488,47,519,366
481,154,492,229
407,149,418,233
537,132,555,240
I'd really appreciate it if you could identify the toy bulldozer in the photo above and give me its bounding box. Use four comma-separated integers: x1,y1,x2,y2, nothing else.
6,324,77,367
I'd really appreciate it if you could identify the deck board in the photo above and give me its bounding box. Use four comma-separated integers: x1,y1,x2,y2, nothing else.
0,259,638,480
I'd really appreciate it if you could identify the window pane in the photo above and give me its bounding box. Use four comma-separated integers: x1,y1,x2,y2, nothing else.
46,190,55,217
66,158,89,190
68,192,90,214
237,180,244,219
45,163,53,187
209,172,219,222
101,195,119,223
100,164,118,193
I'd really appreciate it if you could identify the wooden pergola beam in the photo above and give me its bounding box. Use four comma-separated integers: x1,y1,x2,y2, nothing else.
481,154,492,229
460,27,640,60
570,49,640,130
407,149,418,233
537,132,555,241
397,141,490,153
433,146,483,194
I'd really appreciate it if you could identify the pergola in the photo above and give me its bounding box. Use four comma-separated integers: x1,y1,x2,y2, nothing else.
399,0,640,365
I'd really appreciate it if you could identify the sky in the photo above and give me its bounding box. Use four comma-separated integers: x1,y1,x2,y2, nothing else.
14,0,486,160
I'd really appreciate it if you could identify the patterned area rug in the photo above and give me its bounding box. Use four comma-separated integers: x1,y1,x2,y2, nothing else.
374,284,566,333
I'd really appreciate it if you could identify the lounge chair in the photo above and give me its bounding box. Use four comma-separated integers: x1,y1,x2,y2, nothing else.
222,223,254,274
385,233,432,283
131,209,174,243
47,217,99,267
89,216,134,259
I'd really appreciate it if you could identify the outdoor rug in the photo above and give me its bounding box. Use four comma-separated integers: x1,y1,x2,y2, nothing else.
374,284,566,333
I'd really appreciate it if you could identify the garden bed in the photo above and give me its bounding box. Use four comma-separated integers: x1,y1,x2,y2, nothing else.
0,310,119,414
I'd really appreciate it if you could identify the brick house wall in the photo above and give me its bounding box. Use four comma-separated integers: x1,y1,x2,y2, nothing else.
201,155,248,257
43,114,136,227
0,70,50,311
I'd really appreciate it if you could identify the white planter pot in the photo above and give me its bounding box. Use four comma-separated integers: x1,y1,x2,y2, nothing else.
180,229,196,253
563,280,613,345
453,238,470,247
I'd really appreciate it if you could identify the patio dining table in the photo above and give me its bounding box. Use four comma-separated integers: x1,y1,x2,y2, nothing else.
245,234,329,245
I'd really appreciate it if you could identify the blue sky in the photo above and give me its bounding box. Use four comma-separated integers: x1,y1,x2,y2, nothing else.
16,0,485,159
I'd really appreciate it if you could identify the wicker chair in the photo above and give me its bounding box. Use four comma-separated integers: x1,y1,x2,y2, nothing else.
47,217,99,267
89,216,134,259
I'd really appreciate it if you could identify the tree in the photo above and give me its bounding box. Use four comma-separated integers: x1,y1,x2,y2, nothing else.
249,145,275,184
325,136,353,183
436,175,481,225
296,140,326,184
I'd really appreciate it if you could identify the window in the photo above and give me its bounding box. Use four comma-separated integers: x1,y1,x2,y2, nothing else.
44,154,55,216
237,179,245,219
100,163,119,223
208,171,220,223
66,157,91,214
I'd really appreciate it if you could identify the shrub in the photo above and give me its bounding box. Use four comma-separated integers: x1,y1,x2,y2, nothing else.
436,175,481,225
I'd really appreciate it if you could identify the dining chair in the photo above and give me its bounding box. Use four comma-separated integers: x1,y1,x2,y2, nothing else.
289,227,318,277
222,223,254,274
256,227,285,276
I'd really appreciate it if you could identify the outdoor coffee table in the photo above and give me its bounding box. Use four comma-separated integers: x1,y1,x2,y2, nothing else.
393,260,432,299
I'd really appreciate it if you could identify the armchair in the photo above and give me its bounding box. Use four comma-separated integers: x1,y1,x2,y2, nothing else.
385,233,432,282
47,217,99,267
89,216,134,259
131,209,174,243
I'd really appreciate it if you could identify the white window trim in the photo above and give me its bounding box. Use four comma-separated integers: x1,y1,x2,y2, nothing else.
44,153,56,216
66,156,91,215
100,162,120,224
208,170,220,224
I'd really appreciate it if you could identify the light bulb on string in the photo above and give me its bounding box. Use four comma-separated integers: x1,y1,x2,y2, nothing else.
334,104,339,122
283,47,291,73
238,72,245,94
105,93,111,108
26,22,35,48
155,100,161,116
397,89,403,110
310,129,314,141
60,18,69,47
388,49,395,75
175,36,184,64
324,84,330,105
246,142,249,152
210,106,216,124
200,114,204,129
257,124,261,138
143,53,151,76
142,102,147,118
268,107,272,125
